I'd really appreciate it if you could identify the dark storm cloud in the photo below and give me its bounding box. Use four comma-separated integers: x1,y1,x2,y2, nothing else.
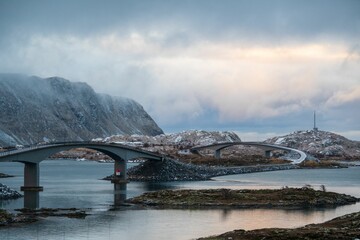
1,0,359,42
0,0,359,140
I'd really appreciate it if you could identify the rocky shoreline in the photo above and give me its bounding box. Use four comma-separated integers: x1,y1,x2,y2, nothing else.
0,183,22,200
0,208,88,227
0,209,36,226
104,159,299,182
127,188,359,209
198,211,360,240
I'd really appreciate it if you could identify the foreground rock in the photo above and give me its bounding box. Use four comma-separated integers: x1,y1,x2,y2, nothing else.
97,130,240,149
16,208,88,219
0,173,13,178
124,159,298,181
0,209,36,226
0,183,22,200
198,211,360,240
127,188,359,209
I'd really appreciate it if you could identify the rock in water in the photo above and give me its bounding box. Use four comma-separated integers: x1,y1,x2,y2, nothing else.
0,74,163,146
0,183,22,200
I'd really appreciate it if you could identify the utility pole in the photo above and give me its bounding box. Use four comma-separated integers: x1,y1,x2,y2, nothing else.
313,110,318,132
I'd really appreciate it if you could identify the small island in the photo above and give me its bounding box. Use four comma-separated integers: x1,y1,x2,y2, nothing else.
0,173,13,178
127,188,359,209
0,208,88,227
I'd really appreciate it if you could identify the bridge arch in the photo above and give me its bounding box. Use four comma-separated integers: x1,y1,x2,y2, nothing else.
0,142,163,164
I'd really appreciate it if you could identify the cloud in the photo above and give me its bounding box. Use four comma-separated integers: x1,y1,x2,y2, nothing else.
1,0,359,43
1,33,357,124
325,86,360,107
0,0,359,135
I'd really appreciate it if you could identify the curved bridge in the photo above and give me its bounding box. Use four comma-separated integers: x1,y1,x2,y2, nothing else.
0,141,165,163
0,141,165,208
190,141,307,164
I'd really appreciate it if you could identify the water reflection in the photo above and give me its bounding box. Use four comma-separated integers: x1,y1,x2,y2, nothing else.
221,209,231,220
2,205,359,240
0,160,359,240
113,183,127,206
141,181,181,191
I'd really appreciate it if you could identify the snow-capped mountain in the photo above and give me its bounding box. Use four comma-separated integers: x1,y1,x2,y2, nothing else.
265,130,360,158
95,130,240,147
0,74,163,146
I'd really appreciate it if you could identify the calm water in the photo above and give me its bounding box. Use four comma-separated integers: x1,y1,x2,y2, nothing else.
0,160,359,240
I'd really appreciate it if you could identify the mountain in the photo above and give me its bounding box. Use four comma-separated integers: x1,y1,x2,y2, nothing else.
265,130,360,159
0,74,163,146
96,130,241,147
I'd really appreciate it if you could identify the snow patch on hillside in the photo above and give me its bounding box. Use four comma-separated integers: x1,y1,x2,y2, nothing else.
94,130,240,148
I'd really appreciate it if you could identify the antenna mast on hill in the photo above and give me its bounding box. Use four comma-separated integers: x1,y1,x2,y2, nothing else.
313,110,318,132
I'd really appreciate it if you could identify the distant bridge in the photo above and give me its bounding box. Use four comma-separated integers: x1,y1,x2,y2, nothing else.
190,141,307,164
0,142,165,208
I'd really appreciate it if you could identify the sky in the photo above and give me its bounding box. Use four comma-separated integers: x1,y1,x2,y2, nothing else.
0,0,359,140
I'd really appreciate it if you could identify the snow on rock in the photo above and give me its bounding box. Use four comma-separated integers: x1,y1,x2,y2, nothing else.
275,137,285,145
265,130,360,158
174,136,182,143
0,183,22,200
102,130,240,148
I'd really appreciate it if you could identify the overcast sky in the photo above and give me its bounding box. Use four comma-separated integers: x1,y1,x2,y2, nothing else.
0,0,359,140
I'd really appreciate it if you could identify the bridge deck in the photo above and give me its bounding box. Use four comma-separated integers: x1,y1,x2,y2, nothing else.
191,141,307,164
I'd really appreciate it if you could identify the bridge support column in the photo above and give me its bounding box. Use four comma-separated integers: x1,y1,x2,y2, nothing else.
264,150,272,158
20,162,43,209
214,149,221,159
111,159,128,205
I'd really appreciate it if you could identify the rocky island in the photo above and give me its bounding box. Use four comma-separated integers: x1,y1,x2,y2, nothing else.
0,183,22,200
0,173,13,178
0,208,88,227
127,187,359,209
198,211,360,240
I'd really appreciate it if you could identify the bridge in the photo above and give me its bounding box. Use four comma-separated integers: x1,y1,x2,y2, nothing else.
0,142,165,209
190,141,307,164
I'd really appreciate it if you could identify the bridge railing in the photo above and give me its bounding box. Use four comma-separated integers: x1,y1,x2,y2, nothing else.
0,143,58,157
0,141,165,159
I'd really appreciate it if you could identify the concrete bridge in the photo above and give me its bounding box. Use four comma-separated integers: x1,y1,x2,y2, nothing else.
0,142,165,208
190,141,307,164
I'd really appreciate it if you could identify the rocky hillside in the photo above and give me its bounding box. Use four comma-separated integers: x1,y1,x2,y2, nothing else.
0,74,163,146
265,130,360,159
94,130,240,147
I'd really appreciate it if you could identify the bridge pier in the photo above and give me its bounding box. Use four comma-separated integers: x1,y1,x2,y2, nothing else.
111,159,128,205
214,149,221,159
20,162,43,209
